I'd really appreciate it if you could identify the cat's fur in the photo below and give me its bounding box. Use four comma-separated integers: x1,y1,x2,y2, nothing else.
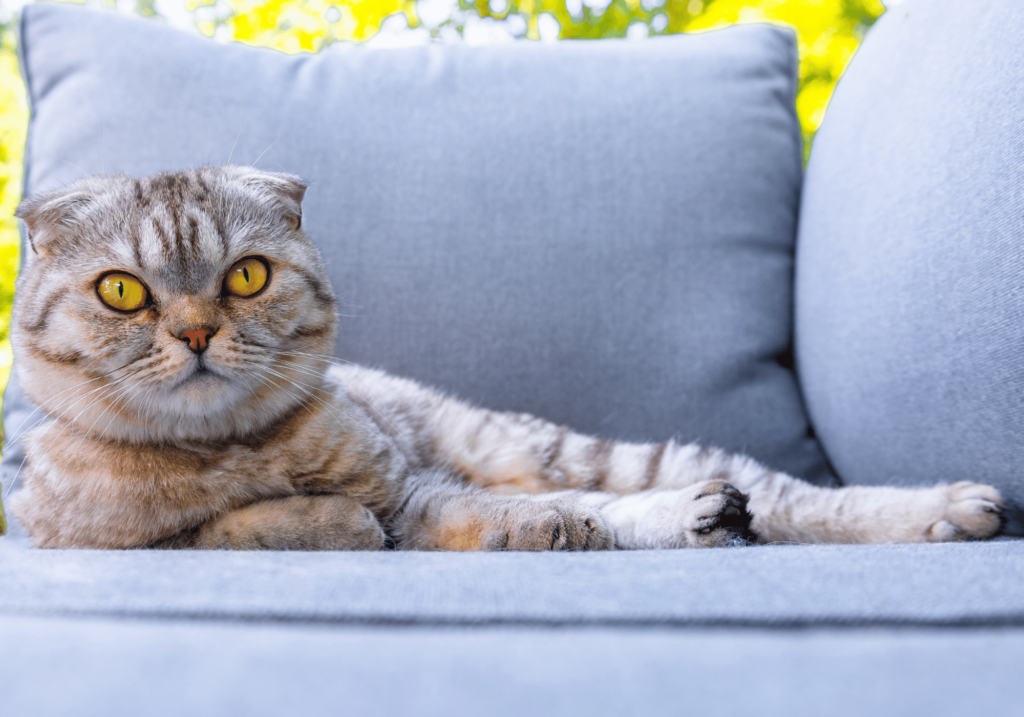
7,166,1004,550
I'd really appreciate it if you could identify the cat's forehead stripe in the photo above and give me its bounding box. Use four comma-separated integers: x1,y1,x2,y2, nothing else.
135,173,233,282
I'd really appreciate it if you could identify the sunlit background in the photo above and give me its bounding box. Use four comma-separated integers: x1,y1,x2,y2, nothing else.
0,0,894,426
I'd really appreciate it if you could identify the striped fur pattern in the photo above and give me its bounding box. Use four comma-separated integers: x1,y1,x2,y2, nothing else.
7,167,1004,550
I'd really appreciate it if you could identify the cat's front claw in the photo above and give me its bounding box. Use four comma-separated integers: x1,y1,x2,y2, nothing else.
926,481,1003,542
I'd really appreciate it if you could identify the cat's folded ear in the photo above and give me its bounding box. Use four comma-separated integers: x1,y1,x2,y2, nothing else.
229,166,308,231
15,186,97,257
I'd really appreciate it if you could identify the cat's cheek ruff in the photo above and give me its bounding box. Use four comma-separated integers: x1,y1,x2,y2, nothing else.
120,346,331,443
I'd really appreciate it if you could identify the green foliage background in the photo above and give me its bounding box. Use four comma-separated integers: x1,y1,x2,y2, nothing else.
0,0,885,526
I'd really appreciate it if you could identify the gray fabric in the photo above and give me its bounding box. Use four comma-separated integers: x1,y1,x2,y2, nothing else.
2,616,1022,717
795,0,1024,529
1,2,831,489
2,529,1022,625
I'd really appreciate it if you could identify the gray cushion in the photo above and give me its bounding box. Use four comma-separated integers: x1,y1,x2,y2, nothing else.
3,615,1022,717
4,521,1024,714
2,529,1023,625
1,2,831,489
795,0,1024,530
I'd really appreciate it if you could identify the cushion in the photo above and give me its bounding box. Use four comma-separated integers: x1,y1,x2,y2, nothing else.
795,0,1024,532
3,540,1023,715
3,615,1022,717
2,530,1023,624
2,2,831,493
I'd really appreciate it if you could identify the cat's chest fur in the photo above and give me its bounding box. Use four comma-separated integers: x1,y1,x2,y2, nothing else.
13,381,404,548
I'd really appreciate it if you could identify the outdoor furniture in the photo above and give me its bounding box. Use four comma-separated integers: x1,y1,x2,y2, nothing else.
2,1,1022,713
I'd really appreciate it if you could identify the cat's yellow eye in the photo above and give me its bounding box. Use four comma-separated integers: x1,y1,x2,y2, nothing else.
97,273,148,312
225,257,269,297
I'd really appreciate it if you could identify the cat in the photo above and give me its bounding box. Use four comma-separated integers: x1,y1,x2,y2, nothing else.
5,166,1004,550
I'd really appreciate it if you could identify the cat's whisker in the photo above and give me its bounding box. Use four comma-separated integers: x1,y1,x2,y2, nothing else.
68,379,141,458
59,158,87,176
275,349,361,366
259,365,347,431
226,128,242,165
2,368,141,464
4,374,108,442
53,396,125,489
78,381,157,479
3,381,125,499
266,362,365,419
3,359,144,449
264,364,359,432
271,351,403,437
262,357,357,417
48,381,145,500
236,373,271,418
256,369,348,437
248,373,304,422
250,141,278,168
12,362,147,451
256,370,328,428
265,377,352,433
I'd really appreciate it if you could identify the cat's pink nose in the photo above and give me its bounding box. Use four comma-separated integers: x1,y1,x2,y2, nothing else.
179,326,216,353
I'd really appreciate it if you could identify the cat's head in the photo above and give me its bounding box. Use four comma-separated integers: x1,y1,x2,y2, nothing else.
12,166,338,443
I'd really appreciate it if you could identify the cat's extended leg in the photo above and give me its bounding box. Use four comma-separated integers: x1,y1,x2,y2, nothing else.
390,471,614,551
156,495,386,550
735,472,1003,544
338,366,1003,545
609,446,1004,544
533,456,1003,545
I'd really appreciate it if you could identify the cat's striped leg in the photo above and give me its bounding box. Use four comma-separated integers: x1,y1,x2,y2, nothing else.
458,422,1004,545
333,365,755,495
629,444,1004,544
389,471,614,551
337,365,1004,545
732,471,1004,544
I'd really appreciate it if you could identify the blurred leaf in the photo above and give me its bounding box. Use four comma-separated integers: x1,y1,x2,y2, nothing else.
0,19,27,463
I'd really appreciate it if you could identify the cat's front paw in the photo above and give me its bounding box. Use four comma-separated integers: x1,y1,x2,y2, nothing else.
925,481,1003,542
484,499,614,551
674,480,755,548
604,480,755,549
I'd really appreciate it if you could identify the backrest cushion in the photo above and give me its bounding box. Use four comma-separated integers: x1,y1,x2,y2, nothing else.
796,0,1024,529
2,2,831,488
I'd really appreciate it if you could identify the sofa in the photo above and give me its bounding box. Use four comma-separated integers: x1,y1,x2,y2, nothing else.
2,1,1022,714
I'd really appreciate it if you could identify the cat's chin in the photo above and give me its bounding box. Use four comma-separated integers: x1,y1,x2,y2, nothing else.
144,367,300,442
173,366,227,392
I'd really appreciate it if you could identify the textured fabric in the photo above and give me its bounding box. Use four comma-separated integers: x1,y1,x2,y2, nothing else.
1,2,831,490
795,0,1024,529
2,616,1022,717
2,527,1022,625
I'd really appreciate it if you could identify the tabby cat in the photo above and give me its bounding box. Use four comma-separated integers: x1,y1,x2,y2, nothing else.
6,166,1004,550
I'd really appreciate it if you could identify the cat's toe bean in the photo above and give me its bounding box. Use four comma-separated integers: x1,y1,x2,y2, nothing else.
686,480,755,548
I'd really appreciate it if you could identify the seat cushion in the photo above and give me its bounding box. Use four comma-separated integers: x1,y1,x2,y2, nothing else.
4,617,1023,716
2,2,829,486
4,520,1023,715
2,528,1023,625
795,0,1024,529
